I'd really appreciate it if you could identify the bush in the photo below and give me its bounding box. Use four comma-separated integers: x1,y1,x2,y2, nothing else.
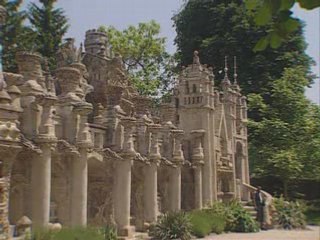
31,226,116,240
189,210,212,237
225,201,259,233
149,211,192,240
274,197,307,229
206,201,259,233
189,209,226,237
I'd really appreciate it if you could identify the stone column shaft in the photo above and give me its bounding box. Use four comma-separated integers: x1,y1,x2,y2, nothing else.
114,159,132,231
31,144,51,228
70,148,88,227
144,162,157,222
202,111,213,205
169,167,181,211
114,117,136,237
71,104,92,227
194,166,202,209
144,125,161,223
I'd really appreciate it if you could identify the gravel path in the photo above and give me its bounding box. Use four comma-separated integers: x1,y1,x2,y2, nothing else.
202,226,320,240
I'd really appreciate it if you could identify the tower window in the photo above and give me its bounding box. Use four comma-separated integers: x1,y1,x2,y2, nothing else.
185,81,190,94
193,84,197,93
175,98,179,108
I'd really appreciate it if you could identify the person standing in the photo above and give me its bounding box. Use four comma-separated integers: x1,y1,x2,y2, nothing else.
254,186,266,230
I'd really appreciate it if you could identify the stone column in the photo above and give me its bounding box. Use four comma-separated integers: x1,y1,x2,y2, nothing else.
32,96,57,228
191,130,205,209
71,103,93,227
114,117,136,238
144,124,161,224
0,5,7,91
169,130,184,211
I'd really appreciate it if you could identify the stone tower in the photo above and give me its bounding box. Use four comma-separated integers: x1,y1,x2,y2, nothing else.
175,51,217,207
84,29,109,57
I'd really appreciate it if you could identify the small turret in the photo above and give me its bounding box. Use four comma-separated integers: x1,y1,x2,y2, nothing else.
84,29,109,56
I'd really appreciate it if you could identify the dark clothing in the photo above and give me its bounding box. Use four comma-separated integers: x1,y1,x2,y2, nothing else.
254,191,265,227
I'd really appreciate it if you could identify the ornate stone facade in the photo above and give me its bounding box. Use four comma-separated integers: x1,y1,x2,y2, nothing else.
0,8,257,238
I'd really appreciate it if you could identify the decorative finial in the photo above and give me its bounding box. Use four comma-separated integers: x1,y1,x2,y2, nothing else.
222,56,231,90
233,56,238,84
193,50,200,65
224,56,228,78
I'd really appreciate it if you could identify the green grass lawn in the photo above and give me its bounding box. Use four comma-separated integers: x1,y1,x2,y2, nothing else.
305,210,320,226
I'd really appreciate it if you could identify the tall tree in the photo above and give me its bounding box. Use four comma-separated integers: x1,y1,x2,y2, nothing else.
28,0,69,69
99,21,175,96
0,0,31,72
248,67,320,197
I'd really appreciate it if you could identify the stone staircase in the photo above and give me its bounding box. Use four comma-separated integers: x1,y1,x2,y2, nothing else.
241,201,257,219
133,232,151,240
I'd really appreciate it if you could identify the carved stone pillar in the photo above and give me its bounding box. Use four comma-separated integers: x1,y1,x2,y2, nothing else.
71,103,93,227
32,96,57,228
0,5,6,91
144,124,161,224
191,130,205,209
169,130,184,211
114,117,136,238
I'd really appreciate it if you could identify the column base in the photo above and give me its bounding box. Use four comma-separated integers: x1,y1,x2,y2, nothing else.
117,225,135,239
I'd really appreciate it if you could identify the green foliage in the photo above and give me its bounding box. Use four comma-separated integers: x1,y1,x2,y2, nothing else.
28,0,69,69
221,201,259,233
189,209,225,237
274,197,307,229
204,201,259,233
0,0,31,72
245,0,320,50
99,21,176,96
249,68,320,196
31,226,117,240
101,225,117,240
32,227,107,240
149,211,192,240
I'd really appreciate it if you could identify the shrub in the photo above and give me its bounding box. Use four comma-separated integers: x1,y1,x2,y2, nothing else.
225,201,259,233
149,211,192,240
189,210,212,237
274,197,307,229
31,227,115,240
206,200,259,233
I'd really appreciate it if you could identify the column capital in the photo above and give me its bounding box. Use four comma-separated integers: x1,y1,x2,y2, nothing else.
171,129,184,165
73,102,93,115
148,124,162,162
121,117,137,157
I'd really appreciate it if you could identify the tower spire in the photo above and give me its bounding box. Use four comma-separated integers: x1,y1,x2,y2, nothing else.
233,56,238,84
222,56,231,90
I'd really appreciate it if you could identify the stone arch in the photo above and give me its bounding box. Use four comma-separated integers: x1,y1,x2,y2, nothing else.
9,151,32,224
87,156,114,226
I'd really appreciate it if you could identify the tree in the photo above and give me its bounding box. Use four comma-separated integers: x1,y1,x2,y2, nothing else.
99,21,176,96
245,0,320,50
28,0,69,69
248,68,320,197
0,0,31,72
173,0,313,105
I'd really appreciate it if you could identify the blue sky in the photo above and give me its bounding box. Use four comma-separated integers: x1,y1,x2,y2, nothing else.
23,0,320,103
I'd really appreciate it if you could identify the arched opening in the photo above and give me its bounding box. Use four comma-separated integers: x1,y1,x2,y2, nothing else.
192,84,197,93
235,142,243,181
87,156,113,226
9,152,32,224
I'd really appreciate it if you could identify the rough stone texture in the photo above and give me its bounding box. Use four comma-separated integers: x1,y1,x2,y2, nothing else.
0,13,263,238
